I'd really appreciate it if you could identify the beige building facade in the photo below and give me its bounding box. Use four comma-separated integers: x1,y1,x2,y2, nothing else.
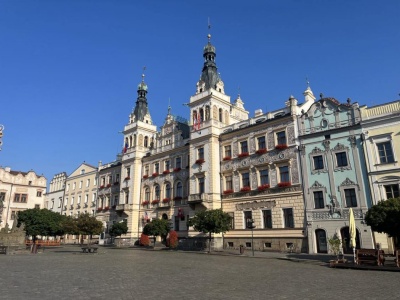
0,167,46,230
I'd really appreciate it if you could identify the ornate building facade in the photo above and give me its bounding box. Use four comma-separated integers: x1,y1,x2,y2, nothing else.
44,172,67,214
298,96,374,254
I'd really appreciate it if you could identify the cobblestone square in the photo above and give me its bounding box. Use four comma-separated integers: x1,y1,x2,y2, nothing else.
1,247,400,300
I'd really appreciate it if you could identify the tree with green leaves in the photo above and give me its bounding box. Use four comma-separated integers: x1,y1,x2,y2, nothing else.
109,220,128,246
188,209,232,253
365,197,400,247
17,208,66,252
76,213,103,245
143,218,170,247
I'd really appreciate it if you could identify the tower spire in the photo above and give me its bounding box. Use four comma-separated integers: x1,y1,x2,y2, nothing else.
133,67,151,123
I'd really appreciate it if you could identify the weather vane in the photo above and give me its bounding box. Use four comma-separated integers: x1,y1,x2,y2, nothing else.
142,66,146,81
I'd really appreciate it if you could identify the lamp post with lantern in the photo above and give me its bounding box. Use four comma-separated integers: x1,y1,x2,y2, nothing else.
246,218,256,256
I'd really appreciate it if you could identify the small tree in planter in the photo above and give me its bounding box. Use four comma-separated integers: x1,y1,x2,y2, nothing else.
143,218,170,247
328,234,343,261
109,220,128,247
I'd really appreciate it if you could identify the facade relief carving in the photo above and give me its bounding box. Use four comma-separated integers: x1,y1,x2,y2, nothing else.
236,200,276,211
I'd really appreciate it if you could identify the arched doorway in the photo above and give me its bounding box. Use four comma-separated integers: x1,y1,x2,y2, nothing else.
340,226,360,254
315,229,328,253
162,213,168,220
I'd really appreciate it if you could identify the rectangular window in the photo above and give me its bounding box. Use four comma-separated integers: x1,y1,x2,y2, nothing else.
36,191,42,197
336,152,348,167
263,210,272,229
242,172,250,187
279,166,290,182
66,184,70,192
224,145,232,158
198,177,205,193
86,179,90,187
78,196,81,203
345,189,357,207
174,216,180,231
165,160,170,171
108,176,112,184
228,212,234,229
240,141,248,153
283,208,294,228
85,194,88,203
115,174,120,183
11,210,16,220
51,200,54,209
125,191,129,204
277,131,286,145
260,169,269,185
377,142,394,163
145,165,149,176
58,197,62,207
73,182,76,190
155,163,160,174
175,157,181,169
225,176,233,190
314,191,325,209
257,136,266,149
384,185,399,199
313,155,324,170
244,211,252,229
126,167,131,178
79,181,83,189
198,148,204,160
14,194,28,203
114,195,119,206
0,192,6,202
35,204,40,209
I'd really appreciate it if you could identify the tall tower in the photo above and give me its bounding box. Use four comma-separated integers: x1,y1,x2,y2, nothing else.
187,34,248,238
119,71,157,242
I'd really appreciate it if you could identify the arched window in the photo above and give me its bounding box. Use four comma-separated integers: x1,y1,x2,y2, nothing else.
176,182,182,198
144,187,150,201
133,134,137,146
200,108,204,122
144,136,148,147
154,185,160,200
165,183,171,199
219,108,223,122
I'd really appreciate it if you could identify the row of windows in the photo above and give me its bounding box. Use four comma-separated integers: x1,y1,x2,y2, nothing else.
229,208,294,230
312,151,349,171
100,173,120,186
145,156,187,176
143,181,189,202
313,188,358,209
66,178,97,192
64,194,96,206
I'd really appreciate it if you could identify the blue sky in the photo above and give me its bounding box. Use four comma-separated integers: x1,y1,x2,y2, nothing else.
1,1,399,184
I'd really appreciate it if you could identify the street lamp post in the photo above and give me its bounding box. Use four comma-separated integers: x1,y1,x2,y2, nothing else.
247,218,256,256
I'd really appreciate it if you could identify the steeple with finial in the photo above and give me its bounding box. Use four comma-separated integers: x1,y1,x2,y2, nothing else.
303,77,316,103
133,67,152,124
196,20,224,94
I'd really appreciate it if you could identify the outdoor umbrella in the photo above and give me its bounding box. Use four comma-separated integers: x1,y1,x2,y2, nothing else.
349,207,356,263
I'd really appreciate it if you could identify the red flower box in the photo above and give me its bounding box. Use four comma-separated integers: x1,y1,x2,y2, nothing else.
238,152,249,158
163,170,170,175
96,207,103,212
173,168,181,172
278,182,292,188
142,200,150,206
275,144,288,150
124,177,130,181
223,156,232,161
100,185,105,189
143,175,149,179
240,186,251,192
104,206,110,211
257,184,270,191
106,184,111,188
174,196,182,201
195,159,205,164
162,198,171,203
223,189,234,195
151,200,160,205
256,148,267,155
152,173,159,177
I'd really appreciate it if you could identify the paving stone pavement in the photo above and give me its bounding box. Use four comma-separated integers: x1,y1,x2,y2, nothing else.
1,246,400,300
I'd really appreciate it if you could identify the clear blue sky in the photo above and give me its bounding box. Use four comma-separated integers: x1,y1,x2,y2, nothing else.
1,1,399,184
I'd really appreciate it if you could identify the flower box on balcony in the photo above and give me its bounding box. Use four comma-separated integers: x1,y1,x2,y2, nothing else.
151,200,160,205
124,177,130,181
238,152,249,158
256,148,267,155
278,182,292,188
257,184,270,191
106,184,111,188
104,206,110,211
142,201,149,206
100,185,105,189
173,167,181,172
162,198,171,203
223,189,234,195
163,170,170,175
152,173,159,177
275,144,288,150
195,158,205,165
96,207,103,212
223,156,232,161
143,175,149,179
240,186,251,192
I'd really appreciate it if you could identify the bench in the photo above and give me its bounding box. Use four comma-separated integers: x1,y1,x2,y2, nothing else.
356,249,385,266
81,247,98,253
0,246,7,255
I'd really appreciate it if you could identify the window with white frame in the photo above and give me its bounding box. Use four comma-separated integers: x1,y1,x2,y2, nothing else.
79,181,82,189
241,172,250,188
144,187,150,202
154,185,160,200
86,179,90,187
336,152,348,167
243,211,252,229
260,169,269,185
331,143,351,171
165,160,170,171
198,147,204,160
198,177,205,193
276,131,286,145
257,136,266,150
225,175,233,191
344,188,357,207
263,210,272,229
175,157,181,169
377,141,394,164
73,182,76,190
176,182,183,198
313,155,324,170
240,141,248,154
165,183,171,199
283,208,294,228
384,184,399,199
279,166,290,183
154,163,160,174
224,145,232,158
313,191,325,209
